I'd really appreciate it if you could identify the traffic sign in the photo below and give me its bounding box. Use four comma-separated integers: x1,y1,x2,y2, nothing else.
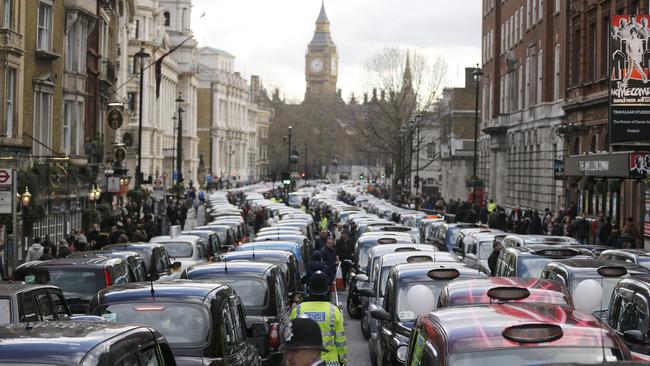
153,178,163,188
0,169,13,214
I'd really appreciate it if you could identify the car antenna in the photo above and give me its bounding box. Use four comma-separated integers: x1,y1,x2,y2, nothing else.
150,278,155,300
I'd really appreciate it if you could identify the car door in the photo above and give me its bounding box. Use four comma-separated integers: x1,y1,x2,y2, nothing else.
230,295,257,365
378,277,396,364
34,290,57,321
18,293,41,322
221,300,244,365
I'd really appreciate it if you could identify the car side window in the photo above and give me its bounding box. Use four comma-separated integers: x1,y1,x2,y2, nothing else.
112,262,131,285
20,295,40,322
507,254,517,276
115,353,139,366
197,243,205,259
634,293,649,335
274,274,288,313
230,297,246,343
221,302,237,352
36,293,55,321
136,260,149,281
615,291,637,332
49,293,69,319
138,345,162,366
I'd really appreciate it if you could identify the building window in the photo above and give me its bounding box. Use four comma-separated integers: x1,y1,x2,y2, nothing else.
2,0,12,29
4,67,15,138
539,0,543,21
163,11,170,26
527,0,532,29
518,65,524,110
63,101,83,155
500,23,505,55
555,0,560,15
537,49,543,104
525,57,530,108
65,19,88,73
554,43,561,100
519,6,524,39
135,19,140,39
37,1,53,51
427,143,435,159
127,92,136,111
33,89,53,156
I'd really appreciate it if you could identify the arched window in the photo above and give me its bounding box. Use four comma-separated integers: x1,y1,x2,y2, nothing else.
163,11,170,26
589,135,597,153
571,137,580,155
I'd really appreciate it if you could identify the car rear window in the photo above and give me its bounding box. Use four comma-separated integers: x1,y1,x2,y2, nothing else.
188,276,267,309
99,302,210,348
159,241,193,258
0,298,10,323
19,269,103,301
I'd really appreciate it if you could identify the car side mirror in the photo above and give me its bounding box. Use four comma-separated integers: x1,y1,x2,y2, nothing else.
359,288,375,297
452,247,465,259
370,309,391,321
623,330,649,344
247,323,268,338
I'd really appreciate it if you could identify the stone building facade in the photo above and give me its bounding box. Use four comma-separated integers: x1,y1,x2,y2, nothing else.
479,0,566,212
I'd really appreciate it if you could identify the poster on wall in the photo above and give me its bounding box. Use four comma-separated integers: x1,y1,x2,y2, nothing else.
630,152,650,178
610,15,650,145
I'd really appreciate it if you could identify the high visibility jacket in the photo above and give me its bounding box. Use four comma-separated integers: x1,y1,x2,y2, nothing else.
290,301,347,365
319,217,329,231
487,202,497,213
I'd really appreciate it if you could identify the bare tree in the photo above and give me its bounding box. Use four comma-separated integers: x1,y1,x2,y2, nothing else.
354,48,448,201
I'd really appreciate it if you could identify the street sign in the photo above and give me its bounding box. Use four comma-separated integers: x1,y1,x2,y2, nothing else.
107,109,123,130
0,169,13,214
114,147,127,163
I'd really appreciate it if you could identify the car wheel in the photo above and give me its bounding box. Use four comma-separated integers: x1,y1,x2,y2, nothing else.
347,295,361,319
361,316,370,340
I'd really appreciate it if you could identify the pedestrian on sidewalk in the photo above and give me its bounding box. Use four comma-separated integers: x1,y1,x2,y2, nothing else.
335,230,354,287
488,241,502,276
25,239,44,262
320,235,338,284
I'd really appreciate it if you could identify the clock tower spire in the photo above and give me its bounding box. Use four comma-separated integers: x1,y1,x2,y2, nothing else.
305,1,339,101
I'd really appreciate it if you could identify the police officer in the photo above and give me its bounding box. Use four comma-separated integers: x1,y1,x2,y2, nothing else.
290,271,348,366
281,317,328,366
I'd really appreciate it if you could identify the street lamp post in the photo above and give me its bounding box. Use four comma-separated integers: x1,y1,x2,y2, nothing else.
399,124,408,195
175,93,185,184
472,64,484,205
287,126,292,174
134,47,150,188
411,113,423,209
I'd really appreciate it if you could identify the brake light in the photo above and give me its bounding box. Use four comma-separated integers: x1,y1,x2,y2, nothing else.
134,305,166,311
104,269,113,286
268,323,280,349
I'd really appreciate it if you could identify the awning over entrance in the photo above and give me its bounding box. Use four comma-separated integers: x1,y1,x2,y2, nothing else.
564,152,649,179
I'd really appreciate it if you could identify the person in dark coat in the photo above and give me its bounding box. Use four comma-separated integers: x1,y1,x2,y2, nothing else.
598,217,613,245
320,235,338,283
304,251,329,285
314,230,329,252
488,241,502,276
608,225,621,247
335,231,355,286
527,211,543,235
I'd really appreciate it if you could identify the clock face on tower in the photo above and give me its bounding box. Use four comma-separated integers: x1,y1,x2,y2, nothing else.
310,58,324,73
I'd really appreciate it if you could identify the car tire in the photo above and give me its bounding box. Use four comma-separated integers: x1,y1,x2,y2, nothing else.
347,295,361,319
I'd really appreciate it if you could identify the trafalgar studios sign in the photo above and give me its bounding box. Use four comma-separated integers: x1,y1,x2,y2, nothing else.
610,15,650,145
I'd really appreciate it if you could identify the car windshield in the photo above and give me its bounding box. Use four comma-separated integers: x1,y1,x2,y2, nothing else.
478,241,493,260
0,298,10,323
448,347,622,366
20,269,101,301
160,242,193,258
396,282,443,322
99,302,210,348
570,277,622,311
637,257,650,270
518,257,560,278
189,276,267,309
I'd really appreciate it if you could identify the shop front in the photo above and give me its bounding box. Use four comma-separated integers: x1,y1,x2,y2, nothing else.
564,152,649,247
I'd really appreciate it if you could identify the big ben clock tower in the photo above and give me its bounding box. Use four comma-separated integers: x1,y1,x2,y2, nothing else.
305,1,338,101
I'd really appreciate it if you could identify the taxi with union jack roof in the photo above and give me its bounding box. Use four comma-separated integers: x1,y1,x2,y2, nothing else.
404,301,634,366
437,277,573,308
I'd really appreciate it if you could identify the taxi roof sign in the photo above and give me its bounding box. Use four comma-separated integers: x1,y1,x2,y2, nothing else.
407,255,433,263
487,286,531,302
597,266,628,277
377,238,398,244
428,268,460,280
532,248,580,257
502,324,563,344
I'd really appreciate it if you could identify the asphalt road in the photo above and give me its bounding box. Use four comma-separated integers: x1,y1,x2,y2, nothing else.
338,291,372,366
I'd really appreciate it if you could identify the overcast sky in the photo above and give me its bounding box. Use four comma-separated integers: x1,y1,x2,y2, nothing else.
191,0,481,102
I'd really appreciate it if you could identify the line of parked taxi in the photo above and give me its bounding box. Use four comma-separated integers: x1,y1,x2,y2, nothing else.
0,183,320,366
335,184,650,365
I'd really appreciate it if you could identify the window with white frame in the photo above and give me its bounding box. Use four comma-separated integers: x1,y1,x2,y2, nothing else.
554,43,561,100
527,0,532,29
519,6,524,39
427,143,435,159
525,57,530,108
33,88,52,156
532,0,537,24
537,49,543,104
500,76,505,113
63,100,84,155
518,65,524,110
65,19,88,73
501,23,505,54
4,67,15,138
2,0,12,29
37,1,53,51
539,0,543,21
555,0,560,14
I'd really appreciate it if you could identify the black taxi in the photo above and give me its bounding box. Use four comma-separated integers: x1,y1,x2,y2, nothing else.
370,262,488,365
0,283,70,323
494,245,589,278
89,281,261,365
181,261,289,364
14,257,135,314
607,275,650,360
0,321,177,365
600,249,650,270
540,259,650,320
103,242,181,280
68,250,149,282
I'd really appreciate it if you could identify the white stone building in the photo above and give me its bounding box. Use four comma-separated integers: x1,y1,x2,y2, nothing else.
197,47,260,182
